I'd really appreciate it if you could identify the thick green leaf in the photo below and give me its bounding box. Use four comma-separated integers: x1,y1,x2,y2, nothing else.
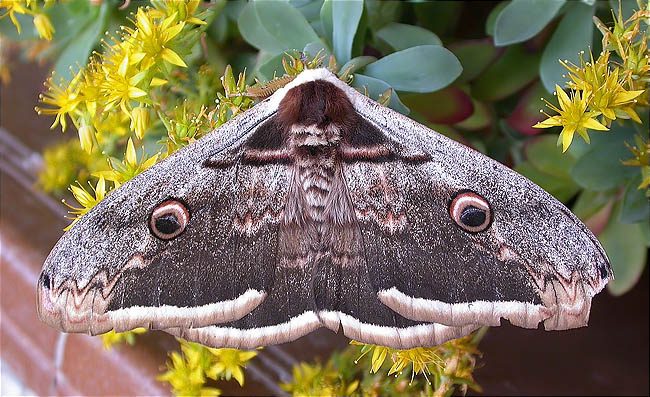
363,45,461,93
291,0,324,22
471,45,540,101
506,82,555,135
515,162,579,202
365,0,403,31
571,189,616,222
450,39,499,83
599,216,647,295
401,87,473,125
303,40,330,60
353,74,409,114
0,12,39,40
640,219,650,246
375,23,441,52
455,98,493,131
540,2,594,92
493,0,565,46
320,0,333,47
256,52,286,82
53,2,109,80
609,0,638,20
339,56,377,77
238,1,319,54
524,135,578,180
413,1,462,37
570,128,638,191
329,0,363,64
620,176,650,224
486,1,510,36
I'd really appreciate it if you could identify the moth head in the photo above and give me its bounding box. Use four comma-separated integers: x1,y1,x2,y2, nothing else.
278,79,358,150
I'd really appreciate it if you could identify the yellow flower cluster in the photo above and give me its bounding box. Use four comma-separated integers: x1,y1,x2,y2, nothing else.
36,2,205,143
33,1,212,226
101,327,147,350
351,329,484,394
534,1,648,152
0,0,55,40
282,329,485,396
157,339,258,396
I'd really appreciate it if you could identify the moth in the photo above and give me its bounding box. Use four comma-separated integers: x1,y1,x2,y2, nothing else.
37,68,612,349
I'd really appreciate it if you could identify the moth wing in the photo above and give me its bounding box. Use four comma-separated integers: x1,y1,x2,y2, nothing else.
38,101,314,337
340,95,611,332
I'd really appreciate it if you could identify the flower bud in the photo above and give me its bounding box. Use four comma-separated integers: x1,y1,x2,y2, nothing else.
130,107,150,139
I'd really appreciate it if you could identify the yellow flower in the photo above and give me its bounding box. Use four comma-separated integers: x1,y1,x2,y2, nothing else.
155,0,207,26
158,340,222,397
101,328,147,350
95,138,159,187
78,123,95,153
33,13,54,41
388,347,443,383
100,61,148,115
36,71,83,132
205,348,258,387
130,106,150,139
128,8,187,70
63,176,108,230
533,85,609,152
0,0,29,34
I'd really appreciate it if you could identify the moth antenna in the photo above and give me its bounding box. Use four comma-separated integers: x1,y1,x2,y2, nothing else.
245,75,296,99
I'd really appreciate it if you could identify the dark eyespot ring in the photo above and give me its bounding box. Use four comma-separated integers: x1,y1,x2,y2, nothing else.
149,199,190,240
449,190,492,233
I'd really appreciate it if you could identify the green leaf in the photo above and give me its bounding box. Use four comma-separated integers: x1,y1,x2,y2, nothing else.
0,13,38,40
53,2,110,81
303,40,330,60
256,52,286,82
525,135,578,180
353,74,409,115
599,216,647,296
619,176,650,224
455,98,493,131
363,45,461,93
471,45,540,101
238,0,319,54
609,0,638,20
506,82,555,135
329,0,363,64
365,0,403,31
486,1,510,36
515,162,579,202
291,0,324,22
413,1,462,37
339,56,377,77
401,87,473,125
571,189,616,222
493,0,565,46
375,23,441,52
450,39,499,83
320,0,333,47
570,128,638,191
540,1,594,92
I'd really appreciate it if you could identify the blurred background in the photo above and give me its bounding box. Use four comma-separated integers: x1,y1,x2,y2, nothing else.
1,0,648,395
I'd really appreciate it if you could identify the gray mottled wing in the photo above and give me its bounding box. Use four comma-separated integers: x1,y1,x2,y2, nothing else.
38,100,315,341
342,96,611,334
